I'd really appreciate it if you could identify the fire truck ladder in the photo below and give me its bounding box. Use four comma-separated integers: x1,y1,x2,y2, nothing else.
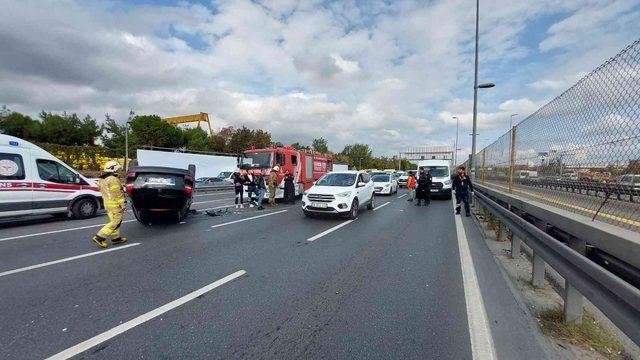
163,112,213,136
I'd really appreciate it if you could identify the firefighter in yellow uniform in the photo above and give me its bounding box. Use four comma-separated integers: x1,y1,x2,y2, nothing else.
268,165,279,206
92,160,127,248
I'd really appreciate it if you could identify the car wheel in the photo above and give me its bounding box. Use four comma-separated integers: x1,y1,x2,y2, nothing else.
367,194,375,210
72,198,97,219
348,199,359,220
303,210,313,218
134,208,153,226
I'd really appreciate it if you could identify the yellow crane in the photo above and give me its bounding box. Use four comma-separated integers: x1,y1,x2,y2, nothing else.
163,112,213,136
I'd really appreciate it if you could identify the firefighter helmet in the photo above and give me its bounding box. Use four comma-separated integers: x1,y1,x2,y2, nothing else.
103,160,122,173
273,165,280,171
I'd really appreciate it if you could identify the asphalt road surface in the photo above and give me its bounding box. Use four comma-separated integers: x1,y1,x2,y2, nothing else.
0,191,549,359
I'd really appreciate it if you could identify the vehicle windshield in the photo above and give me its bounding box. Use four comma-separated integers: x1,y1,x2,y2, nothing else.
316,173,357,186
372,174,390,182
241,152,273,168
217,171,232,178
424,166,449,177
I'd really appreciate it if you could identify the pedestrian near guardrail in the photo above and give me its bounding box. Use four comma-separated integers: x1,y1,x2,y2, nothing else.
233,172,245,209
453,166,473,217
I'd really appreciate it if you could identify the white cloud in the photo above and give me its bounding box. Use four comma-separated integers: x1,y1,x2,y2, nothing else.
0,0,638,156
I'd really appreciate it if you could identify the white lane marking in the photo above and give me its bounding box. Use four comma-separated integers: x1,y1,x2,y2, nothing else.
397,193,407,199
192,198,235,205
0,243,141,278
452,197,497,360
307,220,355,242
0,220,137,242
373,201,391,211
210,210,288,228
45,270,247,360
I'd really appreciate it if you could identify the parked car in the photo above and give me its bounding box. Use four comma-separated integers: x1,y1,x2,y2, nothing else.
618,174,640,191
398,170,416,188
302,171,375,219
0,134,102,219
125,164,195,224
195,177,233,188
372,173,398,195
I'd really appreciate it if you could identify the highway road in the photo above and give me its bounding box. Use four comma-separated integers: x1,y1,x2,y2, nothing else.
0,191,549,359
484,181,640,231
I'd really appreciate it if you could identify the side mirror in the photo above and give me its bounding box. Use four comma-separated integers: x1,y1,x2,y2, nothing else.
74,176,81,184
357,182,366,187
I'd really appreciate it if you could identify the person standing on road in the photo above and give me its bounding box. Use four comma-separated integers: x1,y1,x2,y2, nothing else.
283,169,295,204
453,165,474,217
415,167,432,206
255,172,267,210
233,172,245,209
92,161,127,248
424,168,433,206
244,171,257,207
406,173,416,202
268,165,279,206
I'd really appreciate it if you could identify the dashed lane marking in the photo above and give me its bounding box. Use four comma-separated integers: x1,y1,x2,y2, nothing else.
397,193,407,199
0,243,141,278
0,220,138,242
373,201,391,211
45,270,247,360
210,210,288,228
307,220,355,242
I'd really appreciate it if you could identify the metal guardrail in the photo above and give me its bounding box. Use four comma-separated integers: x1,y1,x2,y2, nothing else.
473,184,640,345
515,178,640,203
194,185,234,192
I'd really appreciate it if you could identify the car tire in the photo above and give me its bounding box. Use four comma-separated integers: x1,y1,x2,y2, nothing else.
367,194,375,210
134,208,153,225
348,199,359,220
303,210,313,218
71,198,98,219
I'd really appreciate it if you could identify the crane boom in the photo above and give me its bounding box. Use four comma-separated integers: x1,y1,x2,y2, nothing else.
163,112,213,136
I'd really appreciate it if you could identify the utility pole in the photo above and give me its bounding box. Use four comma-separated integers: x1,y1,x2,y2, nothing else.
470,0,480,181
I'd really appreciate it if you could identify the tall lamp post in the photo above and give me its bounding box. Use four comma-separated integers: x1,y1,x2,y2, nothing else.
453,116,459,166
470,0,495,180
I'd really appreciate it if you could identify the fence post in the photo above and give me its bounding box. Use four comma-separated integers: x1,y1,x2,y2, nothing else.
563,236,586,324
481,150,486,185
508,126,517,193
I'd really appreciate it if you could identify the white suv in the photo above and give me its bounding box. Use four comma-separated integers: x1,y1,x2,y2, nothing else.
302,171,375,219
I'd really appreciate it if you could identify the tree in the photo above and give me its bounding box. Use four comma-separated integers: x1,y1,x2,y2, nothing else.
252,129,272,148
341,143,372,169
208,134,227,152
184,127,209,151
129,114,184,148
0,110,40,140
227,126,254,153
291,142,311,151
312,137,329,153
37,112,100,145
100,114,126,150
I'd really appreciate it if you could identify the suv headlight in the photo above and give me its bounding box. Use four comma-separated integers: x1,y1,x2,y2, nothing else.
444,180,452,186
384,184,390,188
336,191,352,197
303,190,309,196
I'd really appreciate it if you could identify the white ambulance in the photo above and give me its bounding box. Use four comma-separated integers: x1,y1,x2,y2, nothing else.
0,134,102,219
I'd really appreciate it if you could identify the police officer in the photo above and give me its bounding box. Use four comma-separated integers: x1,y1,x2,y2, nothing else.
452,165,474,216
92,160,127,248
268,165,279,206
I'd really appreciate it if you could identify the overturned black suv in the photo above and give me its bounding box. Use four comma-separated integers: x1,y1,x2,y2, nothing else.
125,163,195,224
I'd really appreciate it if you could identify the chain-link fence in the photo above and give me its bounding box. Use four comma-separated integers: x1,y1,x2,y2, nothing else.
465,38,640,232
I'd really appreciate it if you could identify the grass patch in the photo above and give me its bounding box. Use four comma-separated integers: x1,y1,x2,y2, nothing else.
538,307,623,358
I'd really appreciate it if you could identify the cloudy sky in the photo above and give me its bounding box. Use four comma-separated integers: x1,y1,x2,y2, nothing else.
1,0,639,157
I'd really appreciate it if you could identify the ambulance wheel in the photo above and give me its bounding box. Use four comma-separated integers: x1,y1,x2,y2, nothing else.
72,198,98,219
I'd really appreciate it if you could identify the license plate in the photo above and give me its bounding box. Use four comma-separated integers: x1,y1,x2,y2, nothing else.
311,202,328,208
430,189,438,192
146,177,174,186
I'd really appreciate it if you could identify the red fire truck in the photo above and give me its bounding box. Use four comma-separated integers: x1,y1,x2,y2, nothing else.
240,146,332,199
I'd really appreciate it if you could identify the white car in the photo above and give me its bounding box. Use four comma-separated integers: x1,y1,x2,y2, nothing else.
302,171,375,219
371,173,398,195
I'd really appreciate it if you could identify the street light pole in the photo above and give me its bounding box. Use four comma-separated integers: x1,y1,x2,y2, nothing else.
471,0,480,180
453,116,459,166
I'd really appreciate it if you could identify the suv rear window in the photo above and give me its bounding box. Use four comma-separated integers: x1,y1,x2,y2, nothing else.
134,173,184,189
0,153,25,180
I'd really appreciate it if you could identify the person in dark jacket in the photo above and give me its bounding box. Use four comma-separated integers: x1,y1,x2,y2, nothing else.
255,173,267,210
244,171,258,207
415,167,432,206
283,170,296,204
233,172,245,209
452,165,474,216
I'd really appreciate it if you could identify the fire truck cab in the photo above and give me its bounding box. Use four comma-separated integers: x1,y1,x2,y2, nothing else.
240,146,332,199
